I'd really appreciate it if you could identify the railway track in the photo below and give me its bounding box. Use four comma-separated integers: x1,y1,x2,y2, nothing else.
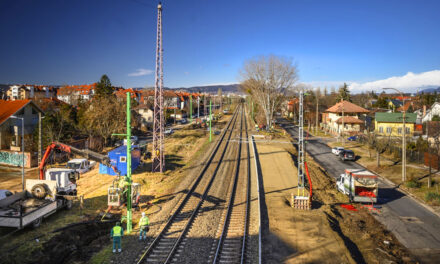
136,105,242,264
209,105,251,264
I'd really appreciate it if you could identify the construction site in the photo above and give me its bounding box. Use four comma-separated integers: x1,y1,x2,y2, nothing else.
2,1,440,264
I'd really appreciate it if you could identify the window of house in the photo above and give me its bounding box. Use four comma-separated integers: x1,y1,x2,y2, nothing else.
120,156,127,163
398,127,402,134
406,127,410,134
379,126,383,133
386,127,392,134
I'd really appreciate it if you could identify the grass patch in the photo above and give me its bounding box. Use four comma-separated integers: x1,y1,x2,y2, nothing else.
89,245,113,264
405,179,421,188
425,192,440,204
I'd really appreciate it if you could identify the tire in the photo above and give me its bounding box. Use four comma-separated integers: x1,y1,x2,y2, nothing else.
31,184,47,199
65,200,73,210
32,217,42,228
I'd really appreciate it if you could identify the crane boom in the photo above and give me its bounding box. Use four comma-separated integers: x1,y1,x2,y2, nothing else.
39,142,115,180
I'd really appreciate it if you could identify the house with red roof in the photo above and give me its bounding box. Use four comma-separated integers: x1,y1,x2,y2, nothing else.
0,100,44,167
322,100,369,135
57,83,97,104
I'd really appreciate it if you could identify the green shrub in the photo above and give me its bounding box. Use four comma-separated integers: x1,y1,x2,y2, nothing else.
405,180,421,188
425,192,440,203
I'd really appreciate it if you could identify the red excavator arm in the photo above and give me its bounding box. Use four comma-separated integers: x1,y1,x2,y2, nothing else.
39,141,115,180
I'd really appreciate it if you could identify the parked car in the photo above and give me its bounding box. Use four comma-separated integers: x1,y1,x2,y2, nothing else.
347,136,357,141
66,158,96,174
0,190,13,200
339,150,355,161
165,128,174,135
223,109,229,114
179,118,187,124
331,147,344,155
123,136,139,145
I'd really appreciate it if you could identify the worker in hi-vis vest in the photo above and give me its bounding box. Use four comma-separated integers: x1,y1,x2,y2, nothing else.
139,212,150,241
111,222,124,253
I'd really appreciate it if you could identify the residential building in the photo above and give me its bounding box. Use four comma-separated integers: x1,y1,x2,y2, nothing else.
6,85,56,100
387,99,403,112
57,83,96,104
322,100,369,135
115,88,141,102
0,100,44,167
135,105,154,130
422,102,440,123
374,112,417,137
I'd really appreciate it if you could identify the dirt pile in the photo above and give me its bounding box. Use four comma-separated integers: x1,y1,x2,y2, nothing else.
306,160,417,263
25,220,116,264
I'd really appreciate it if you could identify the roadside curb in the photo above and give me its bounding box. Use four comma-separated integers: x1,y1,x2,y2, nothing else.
367,166,440,219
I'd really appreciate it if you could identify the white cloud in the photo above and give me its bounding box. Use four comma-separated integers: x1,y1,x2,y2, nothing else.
302,81,346,88
348,70,440,93
128,68,153,77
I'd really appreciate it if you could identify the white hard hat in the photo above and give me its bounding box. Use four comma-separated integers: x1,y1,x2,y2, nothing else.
142,212,146,217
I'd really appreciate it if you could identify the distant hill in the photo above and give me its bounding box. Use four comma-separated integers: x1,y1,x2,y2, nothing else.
418,86,440,94
173,84,242,94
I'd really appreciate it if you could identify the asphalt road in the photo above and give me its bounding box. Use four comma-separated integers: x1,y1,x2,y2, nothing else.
280,120,440,263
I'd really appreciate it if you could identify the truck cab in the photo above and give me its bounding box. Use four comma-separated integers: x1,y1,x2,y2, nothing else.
337,169,378,203
45,168,78,196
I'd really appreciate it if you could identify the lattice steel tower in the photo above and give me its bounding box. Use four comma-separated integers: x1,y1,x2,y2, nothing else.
152,2,165,172
297,90,305,193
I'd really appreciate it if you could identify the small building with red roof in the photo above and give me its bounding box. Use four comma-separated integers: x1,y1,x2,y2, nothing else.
322,100,369,135
0,100,44,167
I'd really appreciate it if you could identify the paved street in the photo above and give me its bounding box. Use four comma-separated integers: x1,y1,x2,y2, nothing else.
281,120,440,263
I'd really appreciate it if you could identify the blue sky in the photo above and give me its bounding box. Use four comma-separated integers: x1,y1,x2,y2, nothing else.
1,0,440,91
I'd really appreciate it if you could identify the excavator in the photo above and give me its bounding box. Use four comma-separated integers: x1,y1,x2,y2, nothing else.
39,142,140,207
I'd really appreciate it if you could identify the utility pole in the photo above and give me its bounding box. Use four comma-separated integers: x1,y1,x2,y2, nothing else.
384,88,406,182
427,121,431,188
204,95,207,117
126,92,133,233
197,96,200,119
190,95,193,123
152,2,165,172
341,99,345,146
209,100,212,142
251,100,254,121
111,93,133,233
316,95,319,134
402,102,406,182
38,112,42,165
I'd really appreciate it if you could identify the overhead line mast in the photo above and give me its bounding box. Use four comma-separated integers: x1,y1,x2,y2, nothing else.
152,2,165,172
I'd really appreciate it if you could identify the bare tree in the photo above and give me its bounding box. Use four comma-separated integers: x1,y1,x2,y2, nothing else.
363,132,394,167
240,55,298,129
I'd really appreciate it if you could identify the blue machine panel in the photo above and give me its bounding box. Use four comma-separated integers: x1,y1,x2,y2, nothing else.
99,145,141,176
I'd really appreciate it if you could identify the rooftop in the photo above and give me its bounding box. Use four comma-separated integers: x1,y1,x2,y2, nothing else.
335,116,364,124
0,99,43,125
375,112,417,123
325,100,369,114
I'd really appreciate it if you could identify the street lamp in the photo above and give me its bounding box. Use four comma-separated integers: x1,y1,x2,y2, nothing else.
10,115,25,191
383,88,406,182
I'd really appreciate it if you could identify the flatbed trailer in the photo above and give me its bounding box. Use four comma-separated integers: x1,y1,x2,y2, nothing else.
0,180,72,229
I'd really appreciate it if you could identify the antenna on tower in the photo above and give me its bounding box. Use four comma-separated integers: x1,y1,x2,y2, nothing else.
152,1,165,172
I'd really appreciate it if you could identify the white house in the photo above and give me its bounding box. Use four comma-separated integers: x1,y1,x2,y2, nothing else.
422,102,440,123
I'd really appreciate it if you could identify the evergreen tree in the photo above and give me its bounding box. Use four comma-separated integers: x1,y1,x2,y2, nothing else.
337,82,351,102
95,74,114,97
